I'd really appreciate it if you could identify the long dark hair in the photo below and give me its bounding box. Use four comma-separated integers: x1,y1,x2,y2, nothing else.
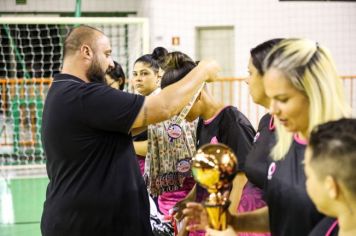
250,38,284,75
134,47,168,73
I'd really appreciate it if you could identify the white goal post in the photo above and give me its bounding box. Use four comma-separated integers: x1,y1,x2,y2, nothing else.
0,17,149,165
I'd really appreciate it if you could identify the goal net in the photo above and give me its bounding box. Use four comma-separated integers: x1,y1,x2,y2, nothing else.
0,17,149,165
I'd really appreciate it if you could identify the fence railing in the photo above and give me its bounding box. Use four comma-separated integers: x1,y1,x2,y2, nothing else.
208,76,356,127
1,75,355,162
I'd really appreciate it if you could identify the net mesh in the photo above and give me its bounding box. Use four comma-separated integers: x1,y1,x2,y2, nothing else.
0,19,147,165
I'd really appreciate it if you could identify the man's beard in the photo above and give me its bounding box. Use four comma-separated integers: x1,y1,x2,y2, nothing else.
86,57,106,83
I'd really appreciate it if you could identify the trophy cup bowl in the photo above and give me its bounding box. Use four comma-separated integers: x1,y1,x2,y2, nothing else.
191,143,238,230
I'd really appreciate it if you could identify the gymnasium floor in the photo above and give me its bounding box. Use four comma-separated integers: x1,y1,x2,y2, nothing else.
0,166,48,236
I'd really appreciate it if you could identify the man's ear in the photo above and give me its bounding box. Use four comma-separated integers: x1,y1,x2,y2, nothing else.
325,175,339,199
80,44,92,59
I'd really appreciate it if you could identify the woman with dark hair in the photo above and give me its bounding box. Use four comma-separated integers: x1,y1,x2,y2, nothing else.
243,39,285,189
162,51,256,236
235,40,285,236
178,39,281,236
133,48,197,222
131,47,168,175
132,47,167,96
105,61,126,90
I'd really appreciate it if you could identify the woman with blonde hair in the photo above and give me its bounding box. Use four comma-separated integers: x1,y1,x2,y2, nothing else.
183,38,350,236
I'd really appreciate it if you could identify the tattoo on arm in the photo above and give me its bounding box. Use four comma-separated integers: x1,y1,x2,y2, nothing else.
143,106,148,126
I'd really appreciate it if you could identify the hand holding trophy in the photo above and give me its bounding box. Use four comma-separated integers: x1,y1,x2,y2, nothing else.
191,143,238,231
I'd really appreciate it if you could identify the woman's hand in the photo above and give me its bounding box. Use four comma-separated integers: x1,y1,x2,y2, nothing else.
182,202,209,231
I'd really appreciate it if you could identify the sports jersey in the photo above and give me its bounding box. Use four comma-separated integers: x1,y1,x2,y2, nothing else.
309,217,339,236
265,135,324,236
245,113,275,189
239,113,273,236
195,106,255,204
196,106,255,171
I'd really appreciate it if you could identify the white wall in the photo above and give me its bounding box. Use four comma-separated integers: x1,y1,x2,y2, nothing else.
135,0,356,121
138,0,356,76
233,0,356,76
0,0,140,13
1,0,355,122
2,0,354,75
138,0,237,66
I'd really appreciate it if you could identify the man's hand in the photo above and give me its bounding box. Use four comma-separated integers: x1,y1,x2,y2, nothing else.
197,59,221,83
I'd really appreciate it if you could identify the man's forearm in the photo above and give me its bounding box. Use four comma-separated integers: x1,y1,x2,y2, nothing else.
157,64,208,117
230,206,270,233
131,60,219,129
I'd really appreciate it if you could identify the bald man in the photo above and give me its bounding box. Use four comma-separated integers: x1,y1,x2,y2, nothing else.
40,25,219,236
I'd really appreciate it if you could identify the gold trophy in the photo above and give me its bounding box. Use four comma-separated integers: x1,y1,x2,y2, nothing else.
191,143,237,230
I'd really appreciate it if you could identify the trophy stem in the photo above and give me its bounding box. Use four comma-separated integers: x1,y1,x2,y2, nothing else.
204,204,228,230
191,143,238,231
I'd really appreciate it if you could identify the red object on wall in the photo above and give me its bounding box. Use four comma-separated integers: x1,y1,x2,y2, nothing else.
172,36,180,46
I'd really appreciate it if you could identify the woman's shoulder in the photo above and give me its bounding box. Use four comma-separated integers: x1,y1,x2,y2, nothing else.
257,113,272,131
308,217,338,236
222,106,249,121
222,106,254,129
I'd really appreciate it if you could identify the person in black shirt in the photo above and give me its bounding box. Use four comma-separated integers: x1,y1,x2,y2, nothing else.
160,52,255,233
41,25,220,236
240,41,284,236
309,217,339,236
244,39,283,190
223,39,284,236
306,119,356,236
182,38,350,236
179,39,282,235
180,38,281,235
259,38,349,236
161,51,255,178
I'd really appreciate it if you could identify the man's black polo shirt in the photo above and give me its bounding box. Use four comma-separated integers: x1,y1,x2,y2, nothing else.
41,73,152,236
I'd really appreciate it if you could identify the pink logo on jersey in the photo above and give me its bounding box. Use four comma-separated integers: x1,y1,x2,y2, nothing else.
267,162,277,180
210,136,219,144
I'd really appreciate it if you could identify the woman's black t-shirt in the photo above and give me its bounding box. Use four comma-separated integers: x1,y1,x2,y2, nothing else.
265,135,324,236
196,106,256,172
309,217,339,236
245,113,275,189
